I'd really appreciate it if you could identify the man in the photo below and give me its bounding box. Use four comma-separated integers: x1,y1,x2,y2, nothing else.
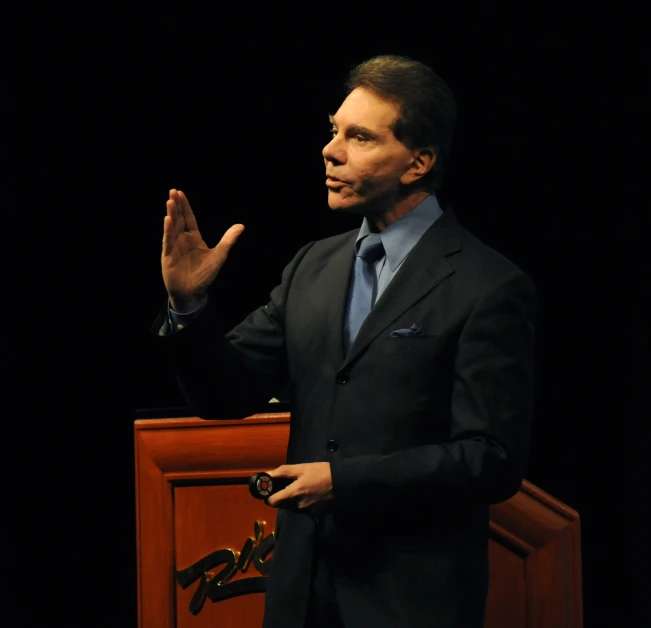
155,55,537,628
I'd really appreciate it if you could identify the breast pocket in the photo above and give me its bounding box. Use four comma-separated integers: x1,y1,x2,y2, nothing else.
378,334,440,356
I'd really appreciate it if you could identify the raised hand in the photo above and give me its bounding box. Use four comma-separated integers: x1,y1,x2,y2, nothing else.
162,189,244,312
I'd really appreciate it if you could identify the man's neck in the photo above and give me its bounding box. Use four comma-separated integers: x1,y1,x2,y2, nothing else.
364,191,431,232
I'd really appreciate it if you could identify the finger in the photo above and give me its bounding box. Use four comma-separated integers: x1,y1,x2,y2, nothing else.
168,189,185,235
162,215,175,257
265,496,300,512
166,197,177,224
266,482,297,507
168,189,180,218
265,464,298,479
177,190,199,231
166,199,183,242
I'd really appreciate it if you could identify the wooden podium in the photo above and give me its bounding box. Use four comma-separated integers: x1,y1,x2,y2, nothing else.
135,414,583,628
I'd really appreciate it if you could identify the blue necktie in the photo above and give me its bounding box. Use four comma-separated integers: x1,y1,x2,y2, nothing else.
345,233,385,351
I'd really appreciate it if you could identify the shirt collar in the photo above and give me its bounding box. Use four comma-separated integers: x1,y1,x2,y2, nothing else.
356,195,444,272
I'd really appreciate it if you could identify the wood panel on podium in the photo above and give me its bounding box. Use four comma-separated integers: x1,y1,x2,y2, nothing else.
135,414,582,628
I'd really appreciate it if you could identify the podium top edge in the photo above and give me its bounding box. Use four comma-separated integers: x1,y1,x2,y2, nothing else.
134,412,291,429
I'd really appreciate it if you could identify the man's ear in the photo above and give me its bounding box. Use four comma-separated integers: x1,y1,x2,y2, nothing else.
401,148,437,185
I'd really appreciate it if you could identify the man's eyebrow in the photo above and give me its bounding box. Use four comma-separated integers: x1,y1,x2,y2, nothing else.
328,115,379,139
348,123,380,139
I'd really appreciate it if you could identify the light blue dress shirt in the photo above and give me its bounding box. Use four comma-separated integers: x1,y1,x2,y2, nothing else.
168,195,444,332
342,194,443,343
352,194,443,300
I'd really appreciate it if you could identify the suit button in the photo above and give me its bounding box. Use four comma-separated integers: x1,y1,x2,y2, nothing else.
327,440,338,452
336,372,349,385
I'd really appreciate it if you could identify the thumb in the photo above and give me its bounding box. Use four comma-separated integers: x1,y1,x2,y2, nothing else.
219,223,245,251
210,223,245,268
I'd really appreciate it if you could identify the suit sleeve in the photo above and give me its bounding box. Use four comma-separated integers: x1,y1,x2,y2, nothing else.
151,242,314,418
329,270,537,507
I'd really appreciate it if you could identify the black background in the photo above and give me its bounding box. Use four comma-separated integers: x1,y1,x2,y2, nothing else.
2,6,647,627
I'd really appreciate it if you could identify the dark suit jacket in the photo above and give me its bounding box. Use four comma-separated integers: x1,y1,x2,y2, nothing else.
155,209,537,628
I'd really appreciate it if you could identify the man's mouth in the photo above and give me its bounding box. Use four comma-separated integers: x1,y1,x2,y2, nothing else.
326,175,347,189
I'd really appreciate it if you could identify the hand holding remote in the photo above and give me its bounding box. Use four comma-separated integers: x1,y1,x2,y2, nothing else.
249,472,293,500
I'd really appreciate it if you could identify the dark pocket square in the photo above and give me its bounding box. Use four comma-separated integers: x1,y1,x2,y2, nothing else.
389,324,423,338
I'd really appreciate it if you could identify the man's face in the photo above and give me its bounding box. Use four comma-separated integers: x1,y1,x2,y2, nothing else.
323,87,416,213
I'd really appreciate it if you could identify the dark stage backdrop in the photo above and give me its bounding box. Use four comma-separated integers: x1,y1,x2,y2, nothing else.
3,7,646,628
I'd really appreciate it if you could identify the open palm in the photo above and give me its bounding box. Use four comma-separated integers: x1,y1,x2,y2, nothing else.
162,189,244,312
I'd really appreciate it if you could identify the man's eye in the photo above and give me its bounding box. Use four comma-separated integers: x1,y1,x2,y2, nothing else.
355,135,368,143
329,128,338,138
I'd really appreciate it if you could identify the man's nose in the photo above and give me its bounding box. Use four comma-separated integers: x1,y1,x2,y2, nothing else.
322,135,345,164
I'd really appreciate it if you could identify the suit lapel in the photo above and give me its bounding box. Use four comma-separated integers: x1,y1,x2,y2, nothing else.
321,230,358,365
341,209,463,369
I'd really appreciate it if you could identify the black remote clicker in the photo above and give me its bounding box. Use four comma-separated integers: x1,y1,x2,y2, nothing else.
249,472,292,500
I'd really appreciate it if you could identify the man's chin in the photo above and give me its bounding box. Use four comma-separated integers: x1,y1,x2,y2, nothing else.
327,190,363,214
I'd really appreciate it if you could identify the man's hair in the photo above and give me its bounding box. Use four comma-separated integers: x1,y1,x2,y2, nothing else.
346,55,457,192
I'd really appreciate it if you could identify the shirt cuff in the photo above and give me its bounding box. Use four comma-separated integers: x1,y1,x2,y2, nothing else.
168,296,208,332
